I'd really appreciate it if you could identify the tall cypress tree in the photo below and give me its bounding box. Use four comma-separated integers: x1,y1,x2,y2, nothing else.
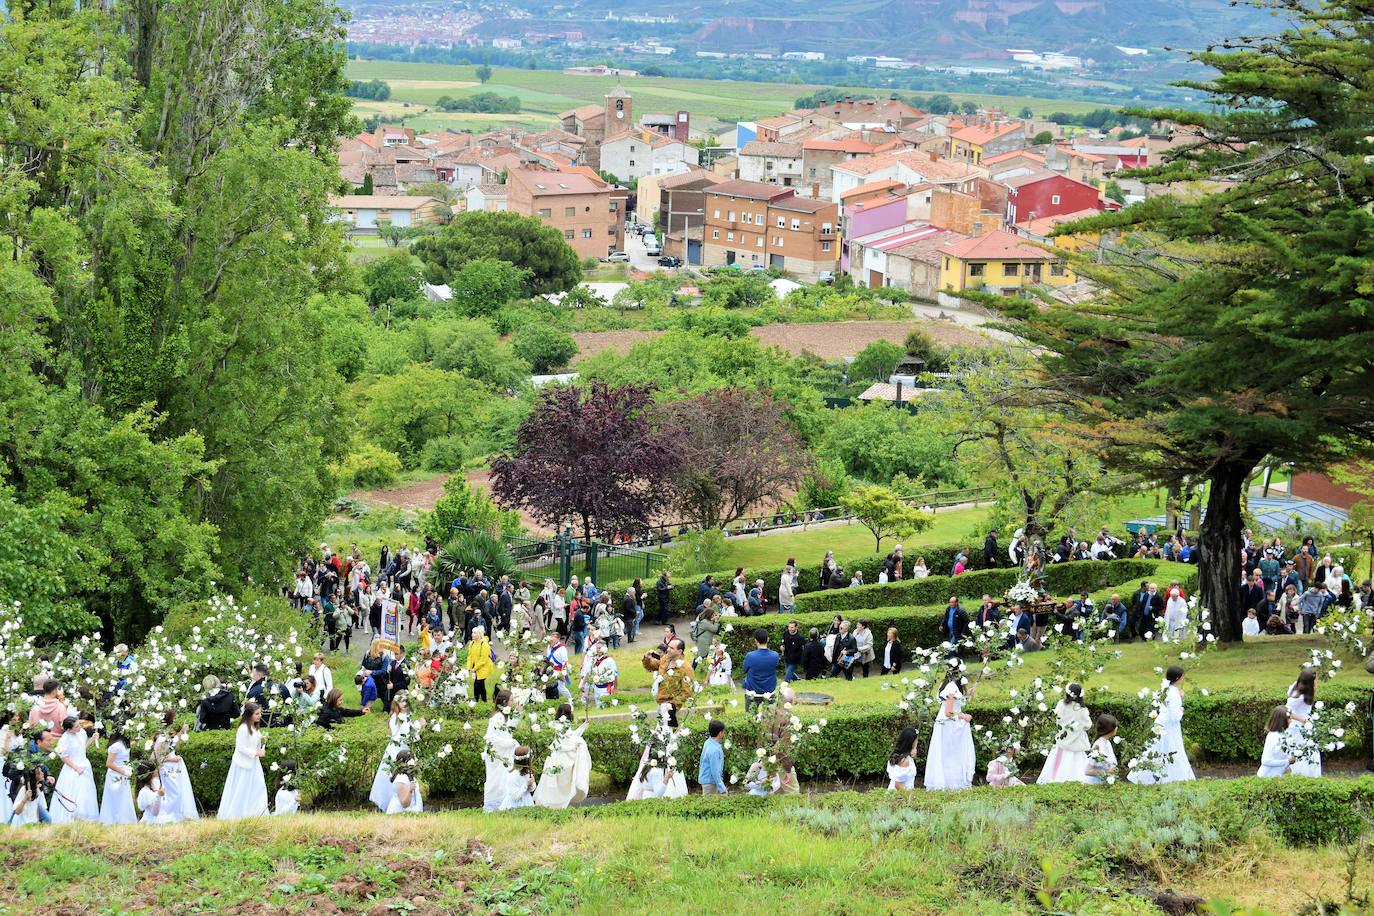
992,0,1374,641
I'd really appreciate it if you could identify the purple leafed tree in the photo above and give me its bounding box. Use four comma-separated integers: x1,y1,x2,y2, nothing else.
662,388,812,530
489,381,681,541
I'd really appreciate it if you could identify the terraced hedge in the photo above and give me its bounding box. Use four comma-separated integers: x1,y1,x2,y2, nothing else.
82,678,1369,813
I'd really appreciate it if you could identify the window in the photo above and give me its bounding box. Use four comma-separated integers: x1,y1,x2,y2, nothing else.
742,213,752,224
630,145,636,152
969,263,985,277
773,235,783,246
712,229,720,239
564,206,575,217
756,238,764,248
752,254,759,261
809,168,816,177
1003,263,1019,277
765,161,774,170
713,209,721,218
1051,194,1061,205
790,218,800,230
757,212,764,223
776,216,785,228
1050,263,1066,277
564,229,574,240
821,241,831,252
582,228,593,239
821,223,832,234
943,257,950,270
728,211,736,221
537,208,551,218
629,160,635,167
727,231,734,241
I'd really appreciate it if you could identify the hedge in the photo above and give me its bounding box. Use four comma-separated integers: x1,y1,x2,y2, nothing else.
792,559,1190,615
606,539,984,618
65,680,1371,814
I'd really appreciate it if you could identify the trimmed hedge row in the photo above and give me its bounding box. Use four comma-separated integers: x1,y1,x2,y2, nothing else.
72,679,1370,814
606,539,983,618
793,559,1191,615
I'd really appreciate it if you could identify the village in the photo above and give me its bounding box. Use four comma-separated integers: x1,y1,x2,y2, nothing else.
331,87,1186,304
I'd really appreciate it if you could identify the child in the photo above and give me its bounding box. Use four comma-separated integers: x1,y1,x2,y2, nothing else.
986,744,1024,787
707,644,733,688
98,730,137,825
1242,608,1261,638
385,751,423,814
137,764,175,825
1082,714,1119,784
1037,683,1092,783
1286,669,1321,777
886,727,918,790
1257,705,1295,778
274,761,300,815
356,670,378,708
499,746,536,811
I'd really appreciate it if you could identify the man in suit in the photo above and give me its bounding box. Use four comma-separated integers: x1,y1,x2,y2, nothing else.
940,597,970,647
1130,582,1163,640
245,662,289,723
1239,570,1266,616
982,531,1000,568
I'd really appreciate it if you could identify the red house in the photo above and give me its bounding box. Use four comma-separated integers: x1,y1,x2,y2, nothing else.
1001,169,1103,227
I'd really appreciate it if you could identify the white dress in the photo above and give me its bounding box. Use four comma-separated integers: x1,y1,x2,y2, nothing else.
274,788,300,815
534,723,592,809
1127,685,1195,784
707,654,733,687
924,684,975,790
98,741,137,825
1037,701,1091,784
482,713,519,812
157,734,199,822
497,770,535,811
369,713,413,811
630,767,688,799
138,784,175,825
385,774,424,814
1285,686,1321,777
1256,731,1291,778
0,726,13,826
217,725,269,819
886,759,917,790
1081,737,1118,785
50,730,99,824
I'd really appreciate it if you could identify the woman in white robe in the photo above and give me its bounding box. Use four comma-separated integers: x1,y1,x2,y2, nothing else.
483,690,519,812
924,677,975,790
369,693,414,811
98,734,137,825
50,718,99,824
534,705,592,809
1037,685,1092,783
1285,670,1321,777
218,704,269,819
1127,667,1195,784
156,723,199,822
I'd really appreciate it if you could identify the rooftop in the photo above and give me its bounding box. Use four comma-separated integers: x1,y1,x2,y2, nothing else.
983,149,1045,166
704,179,797,202
840,178,906,202
771,196,835,214
951,122,1025,146
939,229,1059,261
329,195,438,210
508,168,609,196
740,140,805,158
1020,208,1102,237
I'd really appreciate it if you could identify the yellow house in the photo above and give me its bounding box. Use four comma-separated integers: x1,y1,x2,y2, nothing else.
947,122,1026,165
938,229,1074,293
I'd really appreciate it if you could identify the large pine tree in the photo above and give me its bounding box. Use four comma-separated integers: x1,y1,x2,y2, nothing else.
993,0,1374,641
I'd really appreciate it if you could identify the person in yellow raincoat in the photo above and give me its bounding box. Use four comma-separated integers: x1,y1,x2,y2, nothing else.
466,625,495,703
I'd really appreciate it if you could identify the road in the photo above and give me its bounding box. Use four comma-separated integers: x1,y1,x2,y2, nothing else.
623,229,662,273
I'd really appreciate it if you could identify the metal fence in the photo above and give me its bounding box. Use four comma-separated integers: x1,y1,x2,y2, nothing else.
476,528,668,587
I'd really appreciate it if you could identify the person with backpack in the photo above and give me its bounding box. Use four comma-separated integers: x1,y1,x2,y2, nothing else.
691,608,720,666
569,600,589,655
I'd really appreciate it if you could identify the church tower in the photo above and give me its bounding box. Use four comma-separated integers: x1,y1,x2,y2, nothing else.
604,85,632,134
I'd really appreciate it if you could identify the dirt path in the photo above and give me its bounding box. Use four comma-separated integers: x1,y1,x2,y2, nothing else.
571,319,990,365
350,470,554,533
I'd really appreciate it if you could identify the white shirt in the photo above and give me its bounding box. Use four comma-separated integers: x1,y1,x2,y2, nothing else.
1242,617,1260,637
308,663,333,700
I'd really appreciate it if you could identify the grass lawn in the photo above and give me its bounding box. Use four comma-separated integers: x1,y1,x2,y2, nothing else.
3,790,1368,913
345,61,1114,132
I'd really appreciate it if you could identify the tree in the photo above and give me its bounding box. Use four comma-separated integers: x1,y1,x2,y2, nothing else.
411,211,582,295
476,63,493,83
353,367,494,468
511,324,578,373
849,339,904,382
420,475,522,543
1032,130,1054,146
363,252,425,309
417,319,530,392
818,403,964,487
1019,106,1035,119
959,101,978,116
903,329,946,372
1103,180,1126,205
489,382,681,540
841,484,933,552
661,389,812,529
701,272,777,310
926,94,954,114
447,258,529,318
984,0,1374,640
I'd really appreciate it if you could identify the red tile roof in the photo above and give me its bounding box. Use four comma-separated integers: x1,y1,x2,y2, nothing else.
951,122,1025,146
704,179,797,202
939,229,1059,261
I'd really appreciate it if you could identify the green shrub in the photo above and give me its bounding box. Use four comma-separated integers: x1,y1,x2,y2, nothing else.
419,435,470,472
436,529,516,580
510,323,578,373
334,443,402,489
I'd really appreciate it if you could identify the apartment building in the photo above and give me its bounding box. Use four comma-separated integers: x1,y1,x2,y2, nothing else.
506,167,624,260
702,179,839,280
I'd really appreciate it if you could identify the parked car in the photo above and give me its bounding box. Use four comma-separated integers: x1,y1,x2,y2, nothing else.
644,242,661,256
817,270,836,284
657,255,682,268
747,264,768,272
605,252,630,263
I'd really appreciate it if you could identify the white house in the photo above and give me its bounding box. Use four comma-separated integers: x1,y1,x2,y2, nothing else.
736,141,804,187
598,132,699,182
464,184,508,213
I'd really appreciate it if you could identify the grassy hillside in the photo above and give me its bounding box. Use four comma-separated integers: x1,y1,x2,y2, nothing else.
344,61,1113,133
5,782,1371,913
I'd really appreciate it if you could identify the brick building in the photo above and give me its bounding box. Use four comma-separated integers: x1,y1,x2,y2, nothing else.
702,179,839,279
506,167,624,260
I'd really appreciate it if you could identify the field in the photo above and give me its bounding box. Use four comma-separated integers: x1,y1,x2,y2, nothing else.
345,61,1114,134
4,785,1371,914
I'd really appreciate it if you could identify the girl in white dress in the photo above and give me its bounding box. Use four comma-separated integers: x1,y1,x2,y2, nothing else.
1257,705,1296,778
98,731,137,825
218,703,269,819
1128,666,1196,784
924,672,976,790
273,761,300,815
50,717,100,824
1037,683,1091,783
986,744,1024,787
706,645,733,688
1285,670,1321,777
482,689,519,812
156,718,199,822
534,704,593,809
498,746,536,811
369,692,414,811
1082,714,1119,785
627,745,688,800
384,751,423,814
0,714,17,826
137,766,175,825
1163,588,1189,640
886,727,918,790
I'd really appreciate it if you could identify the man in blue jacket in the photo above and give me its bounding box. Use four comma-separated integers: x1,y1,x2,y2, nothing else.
741,628,780,711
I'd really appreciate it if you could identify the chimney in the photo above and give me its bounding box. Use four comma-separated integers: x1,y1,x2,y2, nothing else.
929,151,938,162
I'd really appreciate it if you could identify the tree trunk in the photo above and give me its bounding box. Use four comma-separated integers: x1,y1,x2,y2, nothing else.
1198,461,1255,643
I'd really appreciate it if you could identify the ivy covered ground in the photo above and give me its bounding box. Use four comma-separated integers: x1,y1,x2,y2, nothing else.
3,782,1371,914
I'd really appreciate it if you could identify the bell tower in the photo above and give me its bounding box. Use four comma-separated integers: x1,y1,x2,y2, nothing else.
604,85,632,132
